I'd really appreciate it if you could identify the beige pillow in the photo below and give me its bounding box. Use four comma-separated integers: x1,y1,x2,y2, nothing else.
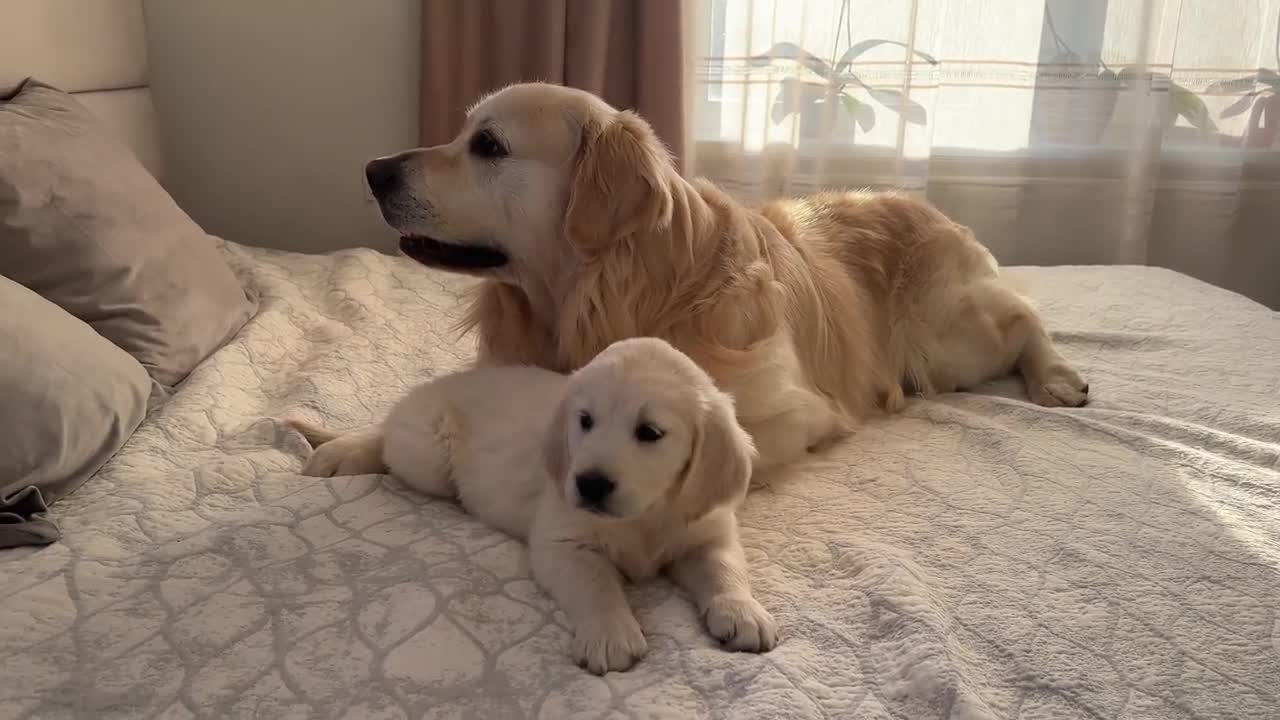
0,276,152,548
0,81,257,389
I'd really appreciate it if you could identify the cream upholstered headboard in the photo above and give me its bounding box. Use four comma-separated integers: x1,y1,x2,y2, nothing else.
0,0,164,179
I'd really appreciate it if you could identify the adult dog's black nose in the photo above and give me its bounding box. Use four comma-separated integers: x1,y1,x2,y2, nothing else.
575,470,615,508
364,157,402,198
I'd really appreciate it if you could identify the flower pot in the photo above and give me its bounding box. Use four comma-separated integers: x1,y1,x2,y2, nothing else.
1245,94,1279,148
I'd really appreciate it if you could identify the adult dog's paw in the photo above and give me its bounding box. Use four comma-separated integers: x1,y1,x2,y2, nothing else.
705,594,779,652
572,612,648,674
1028,363,1089,408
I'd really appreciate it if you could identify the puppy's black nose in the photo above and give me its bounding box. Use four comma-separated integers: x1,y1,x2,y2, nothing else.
575,471,615,507
364,157,402,198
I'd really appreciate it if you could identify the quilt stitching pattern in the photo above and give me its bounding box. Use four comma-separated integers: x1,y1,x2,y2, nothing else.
1,244,1276,719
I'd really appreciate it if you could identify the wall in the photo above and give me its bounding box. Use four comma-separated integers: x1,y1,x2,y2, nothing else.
142,0,420,254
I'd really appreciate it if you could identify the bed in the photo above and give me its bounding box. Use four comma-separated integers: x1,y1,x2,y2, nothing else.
3,3,1278,719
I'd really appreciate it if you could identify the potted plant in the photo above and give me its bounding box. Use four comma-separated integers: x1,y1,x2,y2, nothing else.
1115,66,1217,141
1207,71,1279,148
749,1,938,143
1207,15,1279,148
1034,4,1216,146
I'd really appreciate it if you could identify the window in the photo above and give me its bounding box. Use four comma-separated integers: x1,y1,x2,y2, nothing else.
693,0,1280,158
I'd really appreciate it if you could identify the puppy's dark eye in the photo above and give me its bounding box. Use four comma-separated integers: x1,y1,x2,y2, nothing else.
469,128,507,159
578,411,594,432
634,423,664,443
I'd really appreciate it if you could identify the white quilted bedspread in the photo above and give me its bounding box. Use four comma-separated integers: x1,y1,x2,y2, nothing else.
2,242,1278,720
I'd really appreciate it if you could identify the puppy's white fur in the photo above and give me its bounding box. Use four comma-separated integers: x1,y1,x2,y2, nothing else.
295,338,776,674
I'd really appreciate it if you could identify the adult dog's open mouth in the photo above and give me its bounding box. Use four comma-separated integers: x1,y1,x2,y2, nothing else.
398,236,508,271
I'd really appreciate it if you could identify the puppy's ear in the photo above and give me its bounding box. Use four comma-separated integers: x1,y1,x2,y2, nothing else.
565,111,675,255
542,392,572,486
679,389,756,522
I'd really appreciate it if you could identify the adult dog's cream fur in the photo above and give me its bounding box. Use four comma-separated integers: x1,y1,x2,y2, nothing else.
295,338,776,674
361,82,1089,469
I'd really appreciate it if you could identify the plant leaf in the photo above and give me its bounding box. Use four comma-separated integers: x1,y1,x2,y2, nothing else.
751,41,833,79
864,87,928,124
840,93,875,131
1117,66,1168,89
1206,75,1262,94
1220,92,1256,119
771,77,825,125
835,39,939,73
1171,87,1216,131
1204,70,1279,94
831,69,863,90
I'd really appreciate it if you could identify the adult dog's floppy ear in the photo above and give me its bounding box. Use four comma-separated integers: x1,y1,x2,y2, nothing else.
565,111,675,255
678,389,756,522
542,390,572,487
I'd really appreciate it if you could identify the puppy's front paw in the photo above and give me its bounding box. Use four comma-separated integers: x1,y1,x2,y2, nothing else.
299,442,347,477
299,435,385,477
705,594,778,652
572,612,648,674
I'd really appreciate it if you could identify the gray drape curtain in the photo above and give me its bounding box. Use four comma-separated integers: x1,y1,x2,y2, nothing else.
420,0,687,166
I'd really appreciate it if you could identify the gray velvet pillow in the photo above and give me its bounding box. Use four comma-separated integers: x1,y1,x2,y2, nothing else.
0,80,257,389
0,276,152,548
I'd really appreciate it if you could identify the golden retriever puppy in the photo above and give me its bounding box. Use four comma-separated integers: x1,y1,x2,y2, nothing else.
361,82,1089,470
295,338,777,673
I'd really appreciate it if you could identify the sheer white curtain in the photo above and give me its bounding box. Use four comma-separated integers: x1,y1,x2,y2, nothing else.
689,0,1280,308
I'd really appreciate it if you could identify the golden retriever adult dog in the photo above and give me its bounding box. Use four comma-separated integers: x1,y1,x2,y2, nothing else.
297,338,775,674
360,82,1089,469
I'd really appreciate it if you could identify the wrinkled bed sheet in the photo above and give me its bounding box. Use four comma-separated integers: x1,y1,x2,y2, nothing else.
1,242,1277,720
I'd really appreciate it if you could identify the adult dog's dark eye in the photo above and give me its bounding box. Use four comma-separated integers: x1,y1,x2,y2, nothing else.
634,423,664,443
469,128,507,159
578,411,594,432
